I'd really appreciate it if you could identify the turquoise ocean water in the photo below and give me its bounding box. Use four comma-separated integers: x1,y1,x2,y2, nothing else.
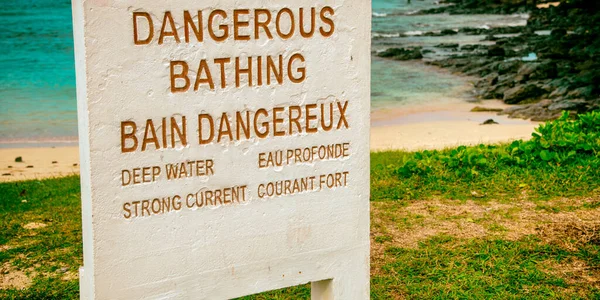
0,0,76,145
0,0,525,146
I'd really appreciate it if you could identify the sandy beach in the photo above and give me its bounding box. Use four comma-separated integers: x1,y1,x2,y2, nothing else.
1,147,80,182
371,100,539,151
0,100,539,183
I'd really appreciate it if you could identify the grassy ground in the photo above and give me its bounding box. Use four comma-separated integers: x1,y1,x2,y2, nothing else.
2,113,600,299
1,157,599,299
0,176,81,299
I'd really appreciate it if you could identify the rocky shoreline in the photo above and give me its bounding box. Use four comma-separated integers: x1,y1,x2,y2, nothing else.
378,0,599,121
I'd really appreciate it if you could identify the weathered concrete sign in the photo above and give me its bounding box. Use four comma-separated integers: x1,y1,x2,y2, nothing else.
73,0,370,298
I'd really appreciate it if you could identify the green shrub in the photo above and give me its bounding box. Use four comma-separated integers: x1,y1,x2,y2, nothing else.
396,111,600,179
527,110,600,163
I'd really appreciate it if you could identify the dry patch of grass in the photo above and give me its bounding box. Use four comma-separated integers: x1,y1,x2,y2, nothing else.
0,262,31,291
370,197,600,287
22,222,47,230
541,257,600,286
539,257,600,297
371,197,600,249
538,221,600,251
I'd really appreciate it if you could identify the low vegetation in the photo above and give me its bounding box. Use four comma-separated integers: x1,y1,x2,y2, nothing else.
1,112,599,299
373,111,600,202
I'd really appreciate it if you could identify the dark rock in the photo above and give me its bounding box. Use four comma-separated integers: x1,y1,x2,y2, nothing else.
495,39,509,46
514,74,528,83
421,0,534,15
575,70,600,86
538,79,557,92
575,60,598,72
481,119,499,125
499,104,531,115
15,156,23,163
377,47,423,60
533,62,558,80
567,86,594,99
440,29,457,35
378,48,405,58
539,44,570,59
548,99,587,111
503,84,546,104
436,43,459,49
504,49,518,57
543,78,573,91
487,45,505,57
517,63,537,77
517,61,558,80
530,112,563,122
497,74,516,86
456,58,495,73
459,27,486,35
465,65,495,77
460,44,480,51
425,1,600,120
435,57,471,69
549,86,570,98
520,27,536,36
481,84,510,99
497,60,522,75
471,106,504,112
2,173,11,176
26,165,34,169
568,47,590,61
52,161,58,164
535,99,554,108
475,73,499,88
550,28,568,39
499,100,561,121
422,31,440,37
484,35,499,41
428,60,449,68
587,99,600,111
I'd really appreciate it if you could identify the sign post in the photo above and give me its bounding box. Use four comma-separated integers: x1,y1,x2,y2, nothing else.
73,1,371,298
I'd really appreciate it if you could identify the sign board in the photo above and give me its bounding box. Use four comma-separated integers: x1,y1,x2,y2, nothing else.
73,0,370,298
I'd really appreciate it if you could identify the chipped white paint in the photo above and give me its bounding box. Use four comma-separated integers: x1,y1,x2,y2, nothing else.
73,0,370,299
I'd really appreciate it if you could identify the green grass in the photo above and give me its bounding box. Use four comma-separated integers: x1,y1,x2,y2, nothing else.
372,236,600,299
235,285,311,300
371,147,600,202
0,176,81,299
2,167,599,299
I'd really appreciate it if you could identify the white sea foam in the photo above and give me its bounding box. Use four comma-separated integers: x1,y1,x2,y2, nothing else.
372,12,387,17
404,31,424,36
372,32,401,38
506,22,528,27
